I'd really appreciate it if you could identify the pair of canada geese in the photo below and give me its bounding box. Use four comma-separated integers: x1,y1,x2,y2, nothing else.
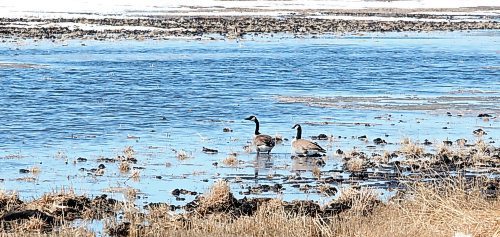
245,115,326,156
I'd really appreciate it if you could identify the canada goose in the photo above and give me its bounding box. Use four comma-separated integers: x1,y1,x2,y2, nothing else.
291,124,326,156
245,115,275,154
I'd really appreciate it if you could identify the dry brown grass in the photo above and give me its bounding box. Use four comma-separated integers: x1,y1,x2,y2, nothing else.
400,138,425,158
373,150,391,163
345,157,364,172
3,222,94,236
175,149,191,160
196,180,231,211
222,154,238,166
474,138,489,153
436,143,453,158
138,178,499,237
29,166,41,174
130,170,141,181
9,217,46,232
119,161,130,173
2,177,498,237
123,146,135,159
23,189,78,213
431,138,495,166
0,191,22,216
335,187,380,214
343,149,360,159
331,178,500,237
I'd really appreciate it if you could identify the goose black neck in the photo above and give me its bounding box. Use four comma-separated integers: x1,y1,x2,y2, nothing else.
254,119,260,135
296,126,302,139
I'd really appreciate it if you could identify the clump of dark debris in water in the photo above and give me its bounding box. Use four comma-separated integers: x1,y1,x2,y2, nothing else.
202,147,218,154
174,180,382,218
0,191,121,232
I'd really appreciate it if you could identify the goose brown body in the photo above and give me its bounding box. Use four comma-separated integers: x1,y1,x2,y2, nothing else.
245,116,275,154
291,124,326,156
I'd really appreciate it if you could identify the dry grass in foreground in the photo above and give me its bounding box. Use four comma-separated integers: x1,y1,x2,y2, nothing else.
105,178,498,237
1,178,498,237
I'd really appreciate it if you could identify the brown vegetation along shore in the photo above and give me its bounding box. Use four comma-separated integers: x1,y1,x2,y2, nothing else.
1,138,499,236
1,134,498,236
0,15,499,40
1,177,499,237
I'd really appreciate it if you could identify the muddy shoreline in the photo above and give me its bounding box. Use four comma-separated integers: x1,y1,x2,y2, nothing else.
1,140,498,235
1,9,499,40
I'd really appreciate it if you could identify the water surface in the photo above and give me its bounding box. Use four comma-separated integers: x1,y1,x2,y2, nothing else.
0,31,498,205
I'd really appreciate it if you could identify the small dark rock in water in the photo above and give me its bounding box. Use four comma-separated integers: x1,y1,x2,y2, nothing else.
202,179,209,182
291,184,301,188
373,138,387,145
311,134,328,140
202,147,218,154
423,139,433,145
155,176,162,179
175,197,186,201
272,183,283,192
443,141,453,146
349,172,368,180
97,157,115,163
171,189,181,196
126,157,138,163
336,149,344,155
223,127,233,132
478,113,492,118
473,128,487,135
442,127,448,129
324,176,343,183
76,157,87,162
261,184,271,192
98,164,106,169
318,133,328,140
19,169,30,173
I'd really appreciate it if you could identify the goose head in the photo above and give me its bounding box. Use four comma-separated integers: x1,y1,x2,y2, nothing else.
292,124,301,129
245,115,258,122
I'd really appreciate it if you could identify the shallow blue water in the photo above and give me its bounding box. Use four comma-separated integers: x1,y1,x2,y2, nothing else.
0,31,498,204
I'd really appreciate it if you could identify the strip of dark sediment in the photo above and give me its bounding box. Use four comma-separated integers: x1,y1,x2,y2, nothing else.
0,16,499,40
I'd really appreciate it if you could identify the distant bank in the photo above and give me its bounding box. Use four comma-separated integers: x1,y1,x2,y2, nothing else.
0,0,499,40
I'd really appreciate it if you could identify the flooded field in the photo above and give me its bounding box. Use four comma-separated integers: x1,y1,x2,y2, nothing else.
0,31,499,233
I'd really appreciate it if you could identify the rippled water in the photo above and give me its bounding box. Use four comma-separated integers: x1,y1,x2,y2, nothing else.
0,31,499,204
